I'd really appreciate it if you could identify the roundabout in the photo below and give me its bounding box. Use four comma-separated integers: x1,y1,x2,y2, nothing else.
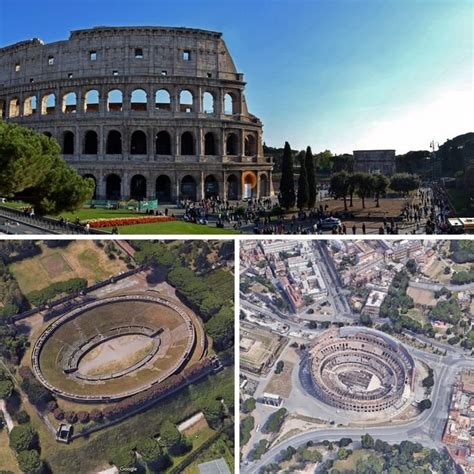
308,327,415,413
31,293,201,402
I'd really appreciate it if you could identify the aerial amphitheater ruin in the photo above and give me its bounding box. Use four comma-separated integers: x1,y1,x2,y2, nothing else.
31,293,206,402
0,26,273,201
308,328,415,413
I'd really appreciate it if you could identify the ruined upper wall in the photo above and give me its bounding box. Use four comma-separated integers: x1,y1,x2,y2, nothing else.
0,26,243,87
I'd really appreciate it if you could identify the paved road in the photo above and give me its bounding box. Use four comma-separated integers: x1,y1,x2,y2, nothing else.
409,279,474,292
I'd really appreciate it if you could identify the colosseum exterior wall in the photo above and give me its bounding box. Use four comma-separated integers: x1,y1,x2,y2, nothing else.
0,26,273,202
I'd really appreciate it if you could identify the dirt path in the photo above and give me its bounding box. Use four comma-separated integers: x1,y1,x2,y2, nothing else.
0,399,14,431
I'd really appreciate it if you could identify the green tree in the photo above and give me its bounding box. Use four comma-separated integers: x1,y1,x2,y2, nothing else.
371,174,389,207
419,399,432,411
159,420,182,448
296,155,309,210
305,146,317,208
110,446,136,469
16,449,43,473
204,399,223,428
0,121,94,214
330,171,350,210
390,173,421,196
136,437,163,465
0,379,13,400
348,173,358,207
337,447,349,460
9,424,38,452
354,173,373,208
279,142,296,209
361,433,374,449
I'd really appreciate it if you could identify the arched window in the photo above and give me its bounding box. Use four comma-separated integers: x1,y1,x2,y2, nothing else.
9,97,20,118
181,132,194,155
106,130,122,154
181,175,197,201
131,89,147,111
106,174,121,200
107,89,123,112
204,175,219,198
204,132,216,155
224,93,235,114
245,135,257,156
156,131,172,155
84,130,98,154
41,94,56,115
62,131,75,154
83,174,97,199
130,130,147,155
156,175,172,202
260,174,269,197
62,92,77,113
202,92,214,114
227,174,239,200
226,133,238,155
179,90,193,113
155,89,171,111
130,174,147,200
23,96,37,116
0,100,5,119
84,90,99,113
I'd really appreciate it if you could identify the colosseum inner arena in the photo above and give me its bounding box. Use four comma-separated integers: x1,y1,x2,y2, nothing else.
308,327,415,413
0,26,273,202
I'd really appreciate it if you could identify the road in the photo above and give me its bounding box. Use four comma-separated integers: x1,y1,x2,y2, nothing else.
409,279,474,292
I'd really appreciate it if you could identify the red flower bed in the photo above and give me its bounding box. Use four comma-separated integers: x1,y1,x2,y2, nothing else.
88,216,177,228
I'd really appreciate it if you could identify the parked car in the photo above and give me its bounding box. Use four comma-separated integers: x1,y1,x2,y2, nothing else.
319,217,342,229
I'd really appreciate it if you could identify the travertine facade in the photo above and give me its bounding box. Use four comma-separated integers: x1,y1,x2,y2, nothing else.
353,149,396,176
0,26,273,201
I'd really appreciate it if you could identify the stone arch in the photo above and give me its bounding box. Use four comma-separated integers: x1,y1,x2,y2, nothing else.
204,132,217,156
106,130,122,154
226,133,238,155
181,131,195,155
204,175,219,198
84,130,98,154
224,92,237,114
156,131,172,155
84,90,99,113
179,90,193,113
202,91,214,113
130,174,147,200
227,174,239,200
41,94,56,115
155,89,171,111
130,130,147,155
156,175,172,202
106,174,121,200
260,174,268,197
62,131,75,155
23,95,37,116
242,171,257,199
107,89,123,112
131,89,147,111
9,97,20,117
245,134,257,156
181,175,197,201
62,92,77,113
83,174,97,199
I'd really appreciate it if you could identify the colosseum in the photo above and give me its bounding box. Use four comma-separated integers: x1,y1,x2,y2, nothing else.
308,327,415,413
0,26,273,202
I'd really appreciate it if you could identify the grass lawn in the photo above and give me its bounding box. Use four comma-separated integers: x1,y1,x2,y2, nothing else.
31,367,233,474
58,208,143,221
170,426,217,469
9,241,127,294
0,429,20,473
406,308,428,325
104,221,238,234
332,449,372,471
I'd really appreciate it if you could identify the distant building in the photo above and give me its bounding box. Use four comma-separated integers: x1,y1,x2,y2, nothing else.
262,392,283,407
353,150,396,176
363,290,387,317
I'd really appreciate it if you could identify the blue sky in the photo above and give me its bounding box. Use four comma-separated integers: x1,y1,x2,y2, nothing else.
0,0,472,154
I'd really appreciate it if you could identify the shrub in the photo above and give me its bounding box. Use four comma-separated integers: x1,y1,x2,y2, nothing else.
15,410,30,424
65,411,78,424
53,408,64,420
46,400,58,412
90,409,103,422
77,411,90,424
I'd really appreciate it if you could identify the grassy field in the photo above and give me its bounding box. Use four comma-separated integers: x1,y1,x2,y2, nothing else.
59,208,143,221
32,367,233,474
9,241,127,294
0,429,20,473
104,221,238,234
171,426,217,469
332,449,370,471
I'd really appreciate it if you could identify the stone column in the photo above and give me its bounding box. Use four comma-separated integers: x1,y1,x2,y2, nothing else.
198,171,204,201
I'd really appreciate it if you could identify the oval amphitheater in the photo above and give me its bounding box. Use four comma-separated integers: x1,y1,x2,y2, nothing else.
31,294,203,402
308,327,415,413
0,26,273,202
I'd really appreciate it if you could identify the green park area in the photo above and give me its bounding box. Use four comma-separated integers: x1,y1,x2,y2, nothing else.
105,221,238,234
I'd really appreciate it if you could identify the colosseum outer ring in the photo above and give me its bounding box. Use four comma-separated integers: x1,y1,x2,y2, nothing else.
31,294,196,402
308,327,415,413
0,26,273,202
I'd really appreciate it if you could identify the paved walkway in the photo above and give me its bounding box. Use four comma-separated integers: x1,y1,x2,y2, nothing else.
0,400,14,432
